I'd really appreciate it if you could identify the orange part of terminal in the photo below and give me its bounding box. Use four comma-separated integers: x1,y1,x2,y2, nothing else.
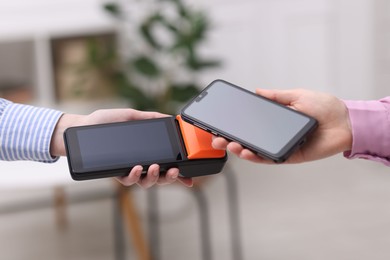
176,115,226,159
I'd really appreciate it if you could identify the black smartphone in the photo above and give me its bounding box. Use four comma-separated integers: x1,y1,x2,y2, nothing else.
64,116,227,180
181,79,318,163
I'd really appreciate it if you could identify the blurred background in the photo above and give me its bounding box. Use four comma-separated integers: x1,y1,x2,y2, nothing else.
1,0,390,259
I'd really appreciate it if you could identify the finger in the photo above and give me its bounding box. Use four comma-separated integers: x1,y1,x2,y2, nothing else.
156,168,193,187
130,110,170,121
138,164,160,188
177,177,194,187
226,142,268,163
212,137,229,150
239,149,273,164
116,165,143,186
225,140,271,164
226,142,245,155
256,88,300,106
157,168,179,185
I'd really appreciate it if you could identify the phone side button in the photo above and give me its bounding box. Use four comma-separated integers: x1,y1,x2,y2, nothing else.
194,123,207,131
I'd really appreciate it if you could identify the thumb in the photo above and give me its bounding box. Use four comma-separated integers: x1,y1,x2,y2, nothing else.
127,110,170,121
255,88,300,106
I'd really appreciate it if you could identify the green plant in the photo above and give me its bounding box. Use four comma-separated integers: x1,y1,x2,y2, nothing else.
103,0,221,113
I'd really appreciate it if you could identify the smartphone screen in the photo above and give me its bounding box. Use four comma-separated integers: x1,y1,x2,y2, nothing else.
64,117,183,174
181,80,318,162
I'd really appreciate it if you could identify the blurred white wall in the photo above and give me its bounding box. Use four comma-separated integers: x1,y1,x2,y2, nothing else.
0,0,384,101
0,0,113,40
196,0,378,100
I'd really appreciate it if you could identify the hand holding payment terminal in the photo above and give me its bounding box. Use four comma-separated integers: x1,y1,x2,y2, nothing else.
64,115,227,181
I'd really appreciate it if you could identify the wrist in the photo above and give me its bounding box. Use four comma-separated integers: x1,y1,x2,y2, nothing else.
50,113,86,157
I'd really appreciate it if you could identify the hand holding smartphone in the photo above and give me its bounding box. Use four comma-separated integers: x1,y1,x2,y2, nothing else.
180,80,318,163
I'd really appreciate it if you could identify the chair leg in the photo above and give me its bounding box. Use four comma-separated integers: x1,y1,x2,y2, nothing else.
192,166,244,260
192,187,212,260
113,187,126,260
223,167,244,260
53,186,67,231
144,168,242,260
147,187,160,260
147,185,212,260
117,184,151,260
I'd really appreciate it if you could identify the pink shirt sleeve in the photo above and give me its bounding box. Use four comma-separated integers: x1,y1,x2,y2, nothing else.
343,97,390,166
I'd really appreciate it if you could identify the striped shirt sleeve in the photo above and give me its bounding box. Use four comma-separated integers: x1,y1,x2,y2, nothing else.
0,98,63,163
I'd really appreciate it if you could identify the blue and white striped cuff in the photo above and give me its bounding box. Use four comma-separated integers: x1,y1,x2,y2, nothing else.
0,102,63,163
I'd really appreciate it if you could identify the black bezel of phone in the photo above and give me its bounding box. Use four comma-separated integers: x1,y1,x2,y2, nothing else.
64,117,227,180
180,79,318,163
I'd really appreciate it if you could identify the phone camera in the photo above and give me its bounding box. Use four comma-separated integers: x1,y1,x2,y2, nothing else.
195,92,208,102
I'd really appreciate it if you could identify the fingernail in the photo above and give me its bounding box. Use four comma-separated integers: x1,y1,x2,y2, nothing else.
153,168,159,177
171,172,179,180
135,166,143,177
